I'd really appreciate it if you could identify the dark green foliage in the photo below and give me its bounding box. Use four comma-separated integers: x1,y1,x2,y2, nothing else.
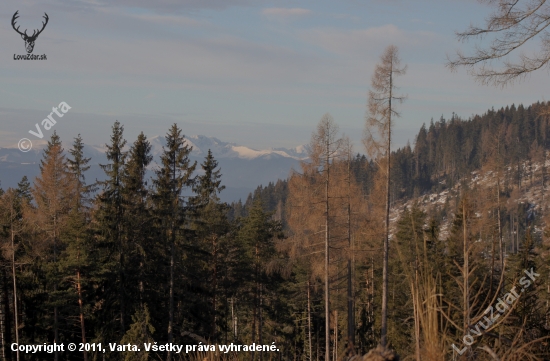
4,101,550,360
188,149,232,341
506,229,550,342
232,102,550,216
237,179,288,223
16,176,32,205
68,134,93,209
120,305,155,361
150,124,196,358
233,198,286,348
93,120,128,343
121,132,153,318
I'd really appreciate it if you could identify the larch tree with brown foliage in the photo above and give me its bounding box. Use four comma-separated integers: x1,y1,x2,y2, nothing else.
286,113,345,361
330,136,371,356
342,137,356,353
28,132,76,361
479,123,508,302
0,178,32,361
363,45,406,348
0,189,19,361
310,114,344,361
285,155,325,361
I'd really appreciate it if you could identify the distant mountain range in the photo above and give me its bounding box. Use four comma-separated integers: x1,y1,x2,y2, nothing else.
156,135,309,161
0,135,310,202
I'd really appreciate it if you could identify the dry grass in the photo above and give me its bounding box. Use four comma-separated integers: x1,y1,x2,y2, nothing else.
347,345,400,361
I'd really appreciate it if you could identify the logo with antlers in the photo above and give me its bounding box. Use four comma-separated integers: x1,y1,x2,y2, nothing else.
12,11,49,54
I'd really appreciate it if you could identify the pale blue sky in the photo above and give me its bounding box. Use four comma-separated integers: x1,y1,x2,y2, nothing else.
1,0,548,150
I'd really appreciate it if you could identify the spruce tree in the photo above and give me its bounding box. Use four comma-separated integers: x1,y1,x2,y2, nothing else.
94,120,128,340
120,305,155,361
16,176,32,205
152,124,196,361
190,150,231,341
67,134,93,210
57,134,94,361
121,132,153,316
237,198,282,356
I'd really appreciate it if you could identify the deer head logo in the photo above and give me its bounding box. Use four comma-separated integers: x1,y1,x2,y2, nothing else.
12,11,49,54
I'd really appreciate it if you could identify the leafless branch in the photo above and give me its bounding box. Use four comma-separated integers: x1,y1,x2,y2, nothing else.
448,0,550,86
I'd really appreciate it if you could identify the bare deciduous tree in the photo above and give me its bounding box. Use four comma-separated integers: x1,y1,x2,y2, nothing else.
448,0,550,86
286,114,362,361
29,138,76,361
363,45,406,348
312,114,343,361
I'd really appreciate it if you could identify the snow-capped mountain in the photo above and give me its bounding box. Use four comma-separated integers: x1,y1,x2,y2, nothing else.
143,135,309,161
0,135,309,202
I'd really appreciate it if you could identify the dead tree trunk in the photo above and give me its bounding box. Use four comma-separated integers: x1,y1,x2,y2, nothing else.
77,267,88,361
308,280,313,361
325,135,331,361
2,269,12,361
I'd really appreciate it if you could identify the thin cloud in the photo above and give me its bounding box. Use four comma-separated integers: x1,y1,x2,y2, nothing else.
130,13,206,27
262,7,311,18
1,0,267,14
69,0,259,11
300,24,440,59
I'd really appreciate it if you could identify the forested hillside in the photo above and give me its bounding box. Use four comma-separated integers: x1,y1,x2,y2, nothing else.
2,101,550,361
237,101,550,215
232,101,550,360
393,101,550,199
238,101,550,219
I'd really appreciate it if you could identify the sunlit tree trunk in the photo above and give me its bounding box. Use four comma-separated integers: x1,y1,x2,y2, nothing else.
363,45,406,347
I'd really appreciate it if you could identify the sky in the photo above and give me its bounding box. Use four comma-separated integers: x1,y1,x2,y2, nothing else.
1,0,549,151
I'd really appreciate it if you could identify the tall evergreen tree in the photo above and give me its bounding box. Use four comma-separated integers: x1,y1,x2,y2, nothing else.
57,134,94,361
189,150,231,341
121,132,153,316
237,198,283,360
152,124,196,361
16,177,32,205
67,134,93,210
94,121,128,340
